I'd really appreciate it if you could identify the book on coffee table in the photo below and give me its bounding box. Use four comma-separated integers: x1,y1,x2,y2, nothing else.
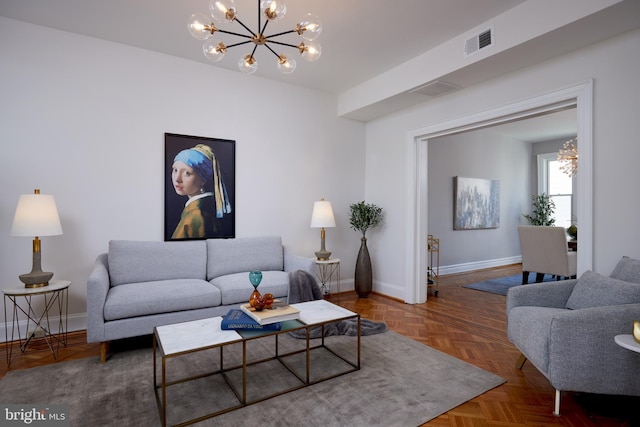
221,309,282,331
240,303,300,325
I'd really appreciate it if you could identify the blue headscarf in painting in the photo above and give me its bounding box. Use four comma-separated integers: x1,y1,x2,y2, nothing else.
174,144,232,218
174,146,214,185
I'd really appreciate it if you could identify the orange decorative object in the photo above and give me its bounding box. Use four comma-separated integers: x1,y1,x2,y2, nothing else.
249,289,262,308
263,293,274,309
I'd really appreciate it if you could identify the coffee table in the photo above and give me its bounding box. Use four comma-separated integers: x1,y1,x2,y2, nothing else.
153,299,360,426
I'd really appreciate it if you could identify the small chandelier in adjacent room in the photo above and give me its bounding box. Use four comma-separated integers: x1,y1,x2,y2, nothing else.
188,0,322,75
557,137,578,177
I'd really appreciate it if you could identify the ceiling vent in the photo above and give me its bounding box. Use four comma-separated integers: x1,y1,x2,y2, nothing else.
464,26,494,57
410,80,462,98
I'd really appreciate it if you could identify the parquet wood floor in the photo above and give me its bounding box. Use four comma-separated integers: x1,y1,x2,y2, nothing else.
1,264,638,426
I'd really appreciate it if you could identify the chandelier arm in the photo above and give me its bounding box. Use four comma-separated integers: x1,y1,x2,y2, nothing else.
265,29,297,38
217,29,253,39
232,17,256,37
260,18,270,36
226,40,254,49
250,44,258,57
267,40,299,49
263,43,283,59
257,0,261,31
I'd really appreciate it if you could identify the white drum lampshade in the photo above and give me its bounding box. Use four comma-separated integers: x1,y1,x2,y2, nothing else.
11,189,63,287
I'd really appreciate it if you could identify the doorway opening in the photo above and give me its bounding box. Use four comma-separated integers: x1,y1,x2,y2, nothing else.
404,81,593,304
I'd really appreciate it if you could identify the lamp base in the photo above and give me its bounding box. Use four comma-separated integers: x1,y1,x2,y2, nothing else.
19,271,52,288
315,250,332,261
19,250,53,288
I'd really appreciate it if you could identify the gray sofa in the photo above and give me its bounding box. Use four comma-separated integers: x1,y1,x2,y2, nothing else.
507,256,640,415
87,236,316,362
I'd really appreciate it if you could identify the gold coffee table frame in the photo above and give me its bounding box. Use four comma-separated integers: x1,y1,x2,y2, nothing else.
153,300,361,427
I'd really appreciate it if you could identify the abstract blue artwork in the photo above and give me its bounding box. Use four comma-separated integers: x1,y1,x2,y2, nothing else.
454,176,500,230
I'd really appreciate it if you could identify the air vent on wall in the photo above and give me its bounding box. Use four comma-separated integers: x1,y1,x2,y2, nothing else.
409,80,461,98
464,26,494,57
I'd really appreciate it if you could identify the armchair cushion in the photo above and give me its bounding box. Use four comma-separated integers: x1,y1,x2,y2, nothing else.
566,270,640,310
610,256,640,284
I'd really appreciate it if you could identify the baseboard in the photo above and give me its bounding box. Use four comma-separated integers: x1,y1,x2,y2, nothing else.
374,279,405,300
439,256,522,276
1,313,87,343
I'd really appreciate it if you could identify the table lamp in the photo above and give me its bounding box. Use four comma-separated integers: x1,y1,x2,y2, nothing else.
11,189,63,288
310,199,336,260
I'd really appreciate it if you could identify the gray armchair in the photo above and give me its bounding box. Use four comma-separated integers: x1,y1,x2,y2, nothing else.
507,256,640,415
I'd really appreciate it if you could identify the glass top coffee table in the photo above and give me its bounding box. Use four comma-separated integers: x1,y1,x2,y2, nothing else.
153,299,360,427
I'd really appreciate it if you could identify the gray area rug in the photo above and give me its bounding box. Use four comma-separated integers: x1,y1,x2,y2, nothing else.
0,331,505,426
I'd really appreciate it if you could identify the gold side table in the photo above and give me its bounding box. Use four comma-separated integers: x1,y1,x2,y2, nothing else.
3,279,70,366
315,258,340,300
427,234,440,297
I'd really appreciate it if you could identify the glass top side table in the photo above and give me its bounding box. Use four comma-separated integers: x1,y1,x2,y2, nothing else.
3,279,70,366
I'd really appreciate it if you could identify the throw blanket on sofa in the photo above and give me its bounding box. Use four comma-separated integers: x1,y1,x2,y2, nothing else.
288,270,387,339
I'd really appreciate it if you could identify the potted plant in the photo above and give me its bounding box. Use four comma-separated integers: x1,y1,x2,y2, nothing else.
523,193,556,226
349,201,383,297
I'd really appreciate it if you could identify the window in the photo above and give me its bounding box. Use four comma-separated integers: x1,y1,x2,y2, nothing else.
537,153,573,228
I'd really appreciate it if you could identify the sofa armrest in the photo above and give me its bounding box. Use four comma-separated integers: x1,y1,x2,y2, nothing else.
86,253,110,343
506,279,577,313
547,303,640,394
283,247,317,283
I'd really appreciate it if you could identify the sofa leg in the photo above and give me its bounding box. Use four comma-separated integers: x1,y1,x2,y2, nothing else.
522,271,529,285
100,341,109,363
516,353,527,369
553,389,561,416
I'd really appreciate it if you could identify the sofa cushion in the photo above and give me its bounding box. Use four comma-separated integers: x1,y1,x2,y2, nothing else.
507,306,567,374
610,256,640,284
109,240,207,286
210,270,289,305
566,270,640,310
206,236,284,280
104,279,220,321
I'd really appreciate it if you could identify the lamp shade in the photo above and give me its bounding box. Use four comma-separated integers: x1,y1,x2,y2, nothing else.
310,200,336,228
11,192,63,237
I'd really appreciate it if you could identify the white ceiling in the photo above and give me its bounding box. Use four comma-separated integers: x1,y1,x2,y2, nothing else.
3,0,636,140
0,0,525,94
492,108,577,144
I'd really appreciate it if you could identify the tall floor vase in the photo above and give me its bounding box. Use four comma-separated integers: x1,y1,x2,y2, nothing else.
355,237,372,298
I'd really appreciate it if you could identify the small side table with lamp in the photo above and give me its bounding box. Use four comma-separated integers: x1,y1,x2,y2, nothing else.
310,199,340,297
5,188,66,366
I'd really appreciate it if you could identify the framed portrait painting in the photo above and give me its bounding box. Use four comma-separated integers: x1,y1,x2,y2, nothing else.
453,176,500,230
165,133,235,241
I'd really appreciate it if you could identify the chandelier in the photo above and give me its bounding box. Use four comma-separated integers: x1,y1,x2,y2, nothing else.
188,0,322,75
557,138,578,177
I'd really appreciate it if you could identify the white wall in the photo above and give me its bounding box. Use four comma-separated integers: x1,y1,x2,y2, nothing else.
365,28,640,300
0,17,365,337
